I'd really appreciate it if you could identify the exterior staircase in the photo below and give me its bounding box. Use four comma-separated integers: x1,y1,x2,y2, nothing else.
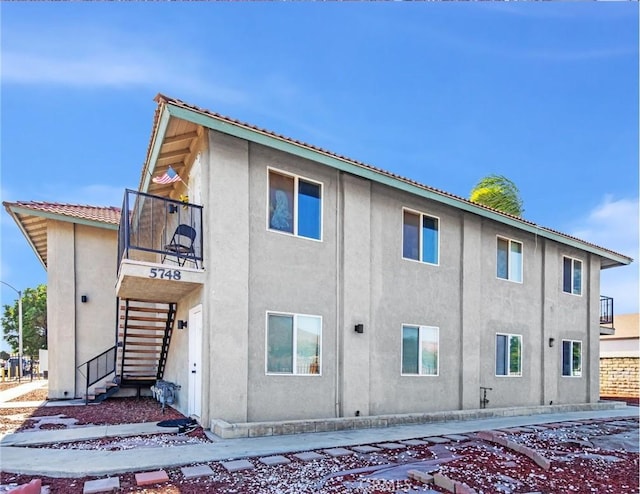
117,299,177,392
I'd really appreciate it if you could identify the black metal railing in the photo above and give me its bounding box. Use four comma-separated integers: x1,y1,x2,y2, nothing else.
600,295,614,327
79,345,117,405
118,189,204,269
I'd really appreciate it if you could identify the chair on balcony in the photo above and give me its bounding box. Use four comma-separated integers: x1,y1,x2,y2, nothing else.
163,224,198,268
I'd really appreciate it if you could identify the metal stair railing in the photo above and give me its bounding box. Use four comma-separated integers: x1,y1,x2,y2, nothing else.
78,345,117,405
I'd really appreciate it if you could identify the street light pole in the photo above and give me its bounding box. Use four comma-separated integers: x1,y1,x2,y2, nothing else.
1,281,23,381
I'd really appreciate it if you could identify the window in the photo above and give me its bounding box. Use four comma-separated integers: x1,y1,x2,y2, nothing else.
497,237,523,282
496,333,522,376
266,312,321,375
401,325,439,376
402,209,439,264
562,340,582,377
563,257,582,295
268,169,322,240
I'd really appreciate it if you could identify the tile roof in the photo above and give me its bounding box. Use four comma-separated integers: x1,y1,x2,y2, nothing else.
7,201,121,225
150,94,632,265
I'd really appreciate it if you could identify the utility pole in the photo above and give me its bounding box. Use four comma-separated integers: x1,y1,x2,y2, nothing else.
1,281,23,381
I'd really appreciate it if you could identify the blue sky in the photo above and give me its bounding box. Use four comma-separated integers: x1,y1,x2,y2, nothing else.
1,3,638,350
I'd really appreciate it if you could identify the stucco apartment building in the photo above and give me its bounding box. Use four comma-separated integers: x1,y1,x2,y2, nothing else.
4,94,632,431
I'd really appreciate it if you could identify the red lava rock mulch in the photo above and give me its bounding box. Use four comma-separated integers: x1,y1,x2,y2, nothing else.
19,397,186,430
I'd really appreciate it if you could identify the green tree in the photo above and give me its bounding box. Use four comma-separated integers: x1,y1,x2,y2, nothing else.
1,284,47,357
0,350,9,360
469,174,524,217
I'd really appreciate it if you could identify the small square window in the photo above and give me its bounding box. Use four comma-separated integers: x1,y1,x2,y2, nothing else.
402,209,439,265
496,333,522,376
401,325,439,376
266,312,321,375
497,237,523,282
268,169,322,240
563,257,582,295
562,340,582,377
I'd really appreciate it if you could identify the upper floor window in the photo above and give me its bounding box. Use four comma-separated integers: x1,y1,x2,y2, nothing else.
496,333,522,377
402,209,439,264
562,340,582,377
266,312,322,375
563,256,582,295
401,324,439,376
497,237,523,282
268,169,322,240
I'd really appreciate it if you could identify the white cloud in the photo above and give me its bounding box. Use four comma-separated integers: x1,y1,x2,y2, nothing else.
571,195,639,314
1,26,248,105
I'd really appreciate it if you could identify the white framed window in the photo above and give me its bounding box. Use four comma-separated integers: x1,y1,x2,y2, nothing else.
401,324,439,376
496,333,522,377
402,209,440,265
562,340,582,377
562,256,583,295
266,312,321,375
268,168,322,240
497,237,523,282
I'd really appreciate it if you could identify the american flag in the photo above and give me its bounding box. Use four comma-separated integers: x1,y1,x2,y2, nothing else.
152,166,182,185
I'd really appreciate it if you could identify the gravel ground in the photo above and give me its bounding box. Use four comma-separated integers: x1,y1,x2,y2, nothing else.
1,409,638,494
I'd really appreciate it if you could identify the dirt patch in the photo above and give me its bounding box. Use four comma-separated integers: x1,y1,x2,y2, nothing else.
0,382,21,392
7,388,48,403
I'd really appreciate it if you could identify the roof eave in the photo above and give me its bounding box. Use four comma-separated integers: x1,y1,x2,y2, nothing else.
6,205,119,231
3,204,47,270
156,101,632,269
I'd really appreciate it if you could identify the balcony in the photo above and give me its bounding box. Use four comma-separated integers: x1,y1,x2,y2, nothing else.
116,190,205,303
600,295,615,335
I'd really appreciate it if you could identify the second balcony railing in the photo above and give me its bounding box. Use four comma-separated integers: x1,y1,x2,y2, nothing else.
118,189,204,269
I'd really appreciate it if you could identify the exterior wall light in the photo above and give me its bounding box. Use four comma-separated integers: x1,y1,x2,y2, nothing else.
81,295,88,303
177,320,188,329
549,337,555,348
354,324,364,334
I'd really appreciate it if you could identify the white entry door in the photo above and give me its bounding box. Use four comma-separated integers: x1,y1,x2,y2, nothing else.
188,305,203,418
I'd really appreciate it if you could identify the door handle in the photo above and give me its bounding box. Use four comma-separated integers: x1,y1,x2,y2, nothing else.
191,370,196,374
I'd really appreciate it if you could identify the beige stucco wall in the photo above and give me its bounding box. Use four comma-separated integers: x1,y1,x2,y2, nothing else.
46,219,117,399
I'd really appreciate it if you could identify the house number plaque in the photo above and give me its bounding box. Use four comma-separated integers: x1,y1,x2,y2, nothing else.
149,268,182,280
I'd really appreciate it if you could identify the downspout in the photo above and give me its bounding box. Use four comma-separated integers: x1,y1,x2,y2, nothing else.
335,170,342,418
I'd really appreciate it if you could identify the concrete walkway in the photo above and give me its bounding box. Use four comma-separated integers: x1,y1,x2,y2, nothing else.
1,406,637,478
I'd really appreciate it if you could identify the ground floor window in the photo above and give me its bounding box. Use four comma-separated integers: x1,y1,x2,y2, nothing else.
562,340,582,377
496,333,522,376
266,312,321,375
401,324,439,376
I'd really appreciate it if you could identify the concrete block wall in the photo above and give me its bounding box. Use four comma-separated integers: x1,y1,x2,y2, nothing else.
599,357,639,398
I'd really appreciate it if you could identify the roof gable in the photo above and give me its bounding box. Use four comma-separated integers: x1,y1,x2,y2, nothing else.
3,201,120,268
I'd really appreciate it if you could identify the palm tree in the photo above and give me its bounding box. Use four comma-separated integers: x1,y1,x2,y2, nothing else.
469,174,524,217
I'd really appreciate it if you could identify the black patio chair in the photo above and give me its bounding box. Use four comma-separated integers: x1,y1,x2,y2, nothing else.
163,224,198,268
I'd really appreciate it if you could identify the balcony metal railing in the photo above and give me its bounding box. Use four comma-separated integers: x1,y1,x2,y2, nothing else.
118,189,204,269
600,295,614,327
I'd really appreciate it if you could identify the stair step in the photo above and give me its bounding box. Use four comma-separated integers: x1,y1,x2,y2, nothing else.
121,315,170,323
120,305,171,314
121,349,161,354
119,333,164,339
118,357,159,362
121,324,168,331
123,341,163,347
